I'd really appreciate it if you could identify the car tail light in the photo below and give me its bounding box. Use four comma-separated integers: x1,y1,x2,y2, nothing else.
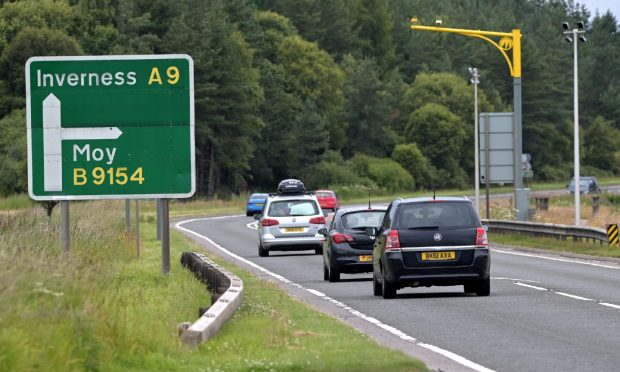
385,230,401,251
261,218,279,227
476,227,488,247
309,216,326,224
332,233,354,244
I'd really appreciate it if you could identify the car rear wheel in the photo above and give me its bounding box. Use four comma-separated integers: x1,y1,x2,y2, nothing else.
258,244,269,257
381,268,396,299
323,262,329,281
328,261,340,282
475,277,490,296
373,270,382,296
315,247,322,255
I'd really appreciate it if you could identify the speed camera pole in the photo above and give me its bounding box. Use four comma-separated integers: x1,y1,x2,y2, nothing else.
410,21,529,221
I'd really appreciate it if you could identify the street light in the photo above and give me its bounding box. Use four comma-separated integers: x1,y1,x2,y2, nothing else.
468,67,480,216
563,21,587,226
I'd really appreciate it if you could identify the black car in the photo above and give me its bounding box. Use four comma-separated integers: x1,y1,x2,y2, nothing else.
369,197,490,299
319,206,387,282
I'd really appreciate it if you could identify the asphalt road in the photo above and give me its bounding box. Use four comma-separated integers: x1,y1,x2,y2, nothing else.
177,214,620,372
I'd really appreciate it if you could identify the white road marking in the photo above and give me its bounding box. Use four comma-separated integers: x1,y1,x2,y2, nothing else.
493,249,620,270
600,303,620,309
514,282,620,310
515,282,548,291
555,292,592,301
177,216,495,372
492,277,540,283
246,221,258,230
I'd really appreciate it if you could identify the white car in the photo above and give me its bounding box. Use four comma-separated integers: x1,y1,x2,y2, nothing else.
255,193,327,257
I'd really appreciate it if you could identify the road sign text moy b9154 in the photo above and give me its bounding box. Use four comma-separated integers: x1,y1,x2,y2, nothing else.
26,55,195,200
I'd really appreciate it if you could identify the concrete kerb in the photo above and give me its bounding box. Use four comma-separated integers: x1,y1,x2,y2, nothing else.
179,251,244,348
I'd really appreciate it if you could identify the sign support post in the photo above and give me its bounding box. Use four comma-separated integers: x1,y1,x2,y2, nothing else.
484,115,491,219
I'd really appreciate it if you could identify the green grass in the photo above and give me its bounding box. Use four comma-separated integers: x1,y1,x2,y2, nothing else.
491,233,620,259
0,200,426,371
0,194,33,210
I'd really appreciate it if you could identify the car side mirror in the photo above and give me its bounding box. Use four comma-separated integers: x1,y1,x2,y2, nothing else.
318,228,327,236
323,210,328,217
365,227,378,237
253,214,261,221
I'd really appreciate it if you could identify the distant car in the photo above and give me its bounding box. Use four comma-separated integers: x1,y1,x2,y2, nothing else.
567,176,601,195
319,206,387,282
315,190,340,211
246,193,268,216
255,180,326,257
370,196,490,299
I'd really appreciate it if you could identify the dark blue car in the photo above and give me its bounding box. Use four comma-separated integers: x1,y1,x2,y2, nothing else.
246,193,268,216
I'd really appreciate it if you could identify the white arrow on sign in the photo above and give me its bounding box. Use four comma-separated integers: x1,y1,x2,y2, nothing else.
43,94,122,192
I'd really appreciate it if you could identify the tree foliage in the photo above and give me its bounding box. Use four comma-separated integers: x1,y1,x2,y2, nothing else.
0,0,619,197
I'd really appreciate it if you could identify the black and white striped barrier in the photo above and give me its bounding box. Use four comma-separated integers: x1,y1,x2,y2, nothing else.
179,252,244,347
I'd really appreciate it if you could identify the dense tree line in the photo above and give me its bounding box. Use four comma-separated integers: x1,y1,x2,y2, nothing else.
0,0,619,197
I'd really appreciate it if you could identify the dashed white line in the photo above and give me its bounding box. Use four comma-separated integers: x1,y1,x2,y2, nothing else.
514,282,548,291
600,303,620,309
177,216,495,372
493,249,620,270
555,292,592,301
514,282,620,310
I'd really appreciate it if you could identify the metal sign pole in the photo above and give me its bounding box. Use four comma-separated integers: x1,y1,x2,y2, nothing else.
162,199,170,274
135,199,140,258
60,201,70,254
125,199,131,232
484,115,491,220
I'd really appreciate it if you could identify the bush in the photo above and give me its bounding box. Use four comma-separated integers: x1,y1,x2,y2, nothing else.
330,184,378,200
302,161,373,190
348,154,414,192
579,165,613,178
537,164,569,181
392,143,435,189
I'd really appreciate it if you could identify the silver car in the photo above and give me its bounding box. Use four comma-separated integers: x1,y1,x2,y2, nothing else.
256,193,326,257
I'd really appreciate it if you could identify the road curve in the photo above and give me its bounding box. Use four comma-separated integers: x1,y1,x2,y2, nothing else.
176,214,620,372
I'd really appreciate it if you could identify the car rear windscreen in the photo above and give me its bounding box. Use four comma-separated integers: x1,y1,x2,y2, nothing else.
316,192,333,197
395,202,478,229
342,211,386,230
268,200,319,217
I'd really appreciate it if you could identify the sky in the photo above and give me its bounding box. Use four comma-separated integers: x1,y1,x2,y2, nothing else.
577,0,620,20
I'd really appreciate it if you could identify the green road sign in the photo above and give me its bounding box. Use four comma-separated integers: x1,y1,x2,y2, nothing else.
26,55,195,200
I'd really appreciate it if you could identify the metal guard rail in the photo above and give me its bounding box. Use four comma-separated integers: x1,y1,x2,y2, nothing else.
482,219,608,244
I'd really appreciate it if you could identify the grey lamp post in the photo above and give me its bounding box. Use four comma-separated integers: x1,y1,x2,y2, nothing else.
563,21,587,226
469,67,480,216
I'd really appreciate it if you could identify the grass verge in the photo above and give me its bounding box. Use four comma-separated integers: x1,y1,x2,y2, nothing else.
0,200,426,371
491,233,620,259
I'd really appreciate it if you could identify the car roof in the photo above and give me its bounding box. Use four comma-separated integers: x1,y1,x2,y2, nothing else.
315,189,335,194
397,196,471,204
267,193,317,202
334,206,388,216
250,193,268,197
